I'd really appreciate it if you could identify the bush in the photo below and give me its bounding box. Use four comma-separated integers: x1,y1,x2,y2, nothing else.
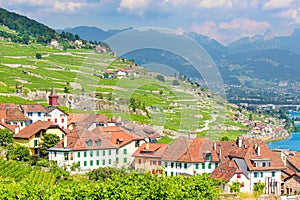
35,53,42,59
156,75,165,82
172,80,180,86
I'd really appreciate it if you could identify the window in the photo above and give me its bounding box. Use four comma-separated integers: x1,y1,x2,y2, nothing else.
135,141,140,147
123,149,127,155
96,151,99,156
96,140,101,146
176,163,182,169
241,182,244,188
38,112,41,117
262,162,266,167
103,160,106,165
54,152,56,158
272,171,275,177
87,140,92,147
116,158,119,163
64,153,68,161
184,163,188,169
48,119,51,122
254,172,258,178
237,174,241,178
138,159,142,164
205,153,211,161
260,172,263,177
61,118,64,123
34,140,38,147
153,160,157,166
84,151,87,157
109,150,111,155
202,163,205,169
171,172,174,176
90,160,93,166
208,163,212,169
164,162,168,168
84,161,87,166
254,162,257,167
215,163,219,168
196,163,199,169
158,161,161,166
171,162,174,168
150,160,152,166
124,158,127,163
116,149,119,155
77,161,80,167
62,134,64,138
55,118,57,123
103,150,105,156
70,153,73,160
109,159,111,164
96,160,100,165
28,112,33,117
90,151,93,157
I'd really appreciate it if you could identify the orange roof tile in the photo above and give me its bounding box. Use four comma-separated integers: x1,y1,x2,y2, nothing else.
20,104,48,113
6,107,30,122
14,121,60,139
133,143,168,158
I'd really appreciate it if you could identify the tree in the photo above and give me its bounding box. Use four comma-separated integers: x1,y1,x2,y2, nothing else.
0,128,13,147
230,181,240,193
35,53,42,59
249,113,253,121
39,134,60,157
220,136,229,141
253,181,265,196
156,75,165,82
172,80,180,86
6,144,30,161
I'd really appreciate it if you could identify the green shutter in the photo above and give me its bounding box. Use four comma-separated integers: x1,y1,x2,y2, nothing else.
84,151,87,157
124,149,127,155
90,160,93,166
84,161,87,166
77,152,80,158
96,151,99,156
195,163,199,169
96,160,99,165
109,150,111,155
90,151,93,157
124,158,127,163
208,163,211,169
103,150,105,156
202,163,205,169
109,159,111,164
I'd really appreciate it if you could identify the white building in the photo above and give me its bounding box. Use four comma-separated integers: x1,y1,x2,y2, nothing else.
45,107,68,130
161,137,221,176
20,104,48,124
211,137,285,195
48,125,144,171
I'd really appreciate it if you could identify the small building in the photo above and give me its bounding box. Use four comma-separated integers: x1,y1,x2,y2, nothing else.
161,137,221,176
45,107,68,130
13,121,66,156
133,143,168,175
20,104,48,124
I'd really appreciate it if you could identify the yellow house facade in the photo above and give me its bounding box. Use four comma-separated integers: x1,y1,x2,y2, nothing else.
14,121,66,156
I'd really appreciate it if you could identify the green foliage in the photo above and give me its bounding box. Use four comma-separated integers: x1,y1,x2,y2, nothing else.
157,136,174,144
230,181,240,193
6,144,30,161
35,53,42,59
220,136,230,141
156,74,165,82
0,128,13,147
253,181,265,196
39,134,60,157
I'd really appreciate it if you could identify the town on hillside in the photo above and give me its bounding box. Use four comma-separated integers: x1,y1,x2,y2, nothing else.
0,87,299,197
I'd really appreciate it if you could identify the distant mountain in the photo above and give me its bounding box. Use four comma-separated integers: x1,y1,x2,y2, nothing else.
228,29,300,56
57,26,133,42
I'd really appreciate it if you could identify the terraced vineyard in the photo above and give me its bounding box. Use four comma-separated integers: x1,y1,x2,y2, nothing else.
0,160,56,186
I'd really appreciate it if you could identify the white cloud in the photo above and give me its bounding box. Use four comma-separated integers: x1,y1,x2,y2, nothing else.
118,0,149,16
198,0,232,9
262,0,294,10
53,1,82,12
191,21,222,42
277,8,300,24
219,18,270,34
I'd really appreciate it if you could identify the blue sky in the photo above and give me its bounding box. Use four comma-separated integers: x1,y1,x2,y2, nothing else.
1,0,300,44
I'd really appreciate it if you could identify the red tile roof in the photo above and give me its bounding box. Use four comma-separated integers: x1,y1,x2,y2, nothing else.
287,154,300,172
162,137,220,163
133,143,168,158
20,104,48,113
6,107,30,122
13,121,59,139
210,160,245,182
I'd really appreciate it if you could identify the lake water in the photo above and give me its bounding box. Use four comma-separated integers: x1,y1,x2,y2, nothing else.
268,132,300,152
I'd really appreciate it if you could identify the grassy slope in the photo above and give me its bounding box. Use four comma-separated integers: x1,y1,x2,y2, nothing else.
0,40,254,141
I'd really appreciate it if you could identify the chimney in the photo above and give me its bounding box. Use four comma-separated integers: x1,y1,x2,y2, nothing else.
64,135,67,148
213,142,217,151
237,136,242,148
14,126,19,134
256,144,261,157
219,149,222,159
145,142,149,150
189,131,197,139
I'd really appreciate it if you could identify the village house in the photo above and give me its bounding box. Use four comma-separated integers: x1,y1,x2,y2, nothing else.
161,134,221,176
211,137,285,195
45,107,68,130
133,142,168,175
0,103,30,132
13,121,66,156
20,104,48,124
48,125,144,171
